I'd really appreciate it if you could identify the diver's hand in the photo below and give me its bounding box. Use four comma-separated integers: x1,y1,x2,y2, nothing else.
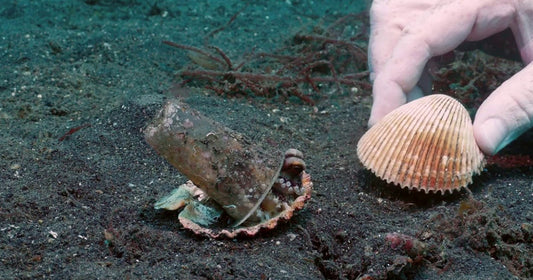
368,0,533,155
473,63,533,154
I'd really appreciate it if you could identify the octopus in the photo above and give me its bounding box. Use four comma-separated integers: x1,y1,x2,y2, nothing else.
154,149,312,238
145,98,312,238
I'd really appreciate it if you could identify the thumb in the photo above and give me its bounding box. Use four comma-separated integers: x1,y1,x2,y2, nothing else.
473,63,533,155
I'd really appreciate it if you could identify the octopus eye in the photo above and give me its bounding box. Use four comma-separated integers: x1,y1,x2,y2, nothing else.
283,156,306,176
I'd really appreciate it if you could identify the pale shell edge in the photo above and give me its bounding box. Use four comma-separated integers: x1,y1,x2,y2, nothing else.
366,159,486,195
178,171,313,238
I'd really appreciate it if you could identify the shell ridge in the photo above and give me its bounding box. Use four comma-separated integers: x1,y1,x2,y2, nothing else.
375,111,417,178
441,98,462,190
456,109,471,188
420,96,455,191
371,115,405,179
357,94,486,194
382,113,418,183
421,95,444,190
387,113,418,184
392,97,438,189
404,96,444,189
358,109,407,179
454,104,478,189
357,119,390,170
417,95,455,191
391,96,444,186
432,96,457,190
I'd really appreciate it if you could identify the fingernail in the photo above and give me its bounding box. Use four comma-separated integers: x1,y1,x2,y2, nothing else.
477,118,507,155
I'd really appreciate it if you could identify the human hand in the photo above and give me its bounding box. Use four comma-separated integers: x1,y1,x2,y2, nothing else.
367,0,533,155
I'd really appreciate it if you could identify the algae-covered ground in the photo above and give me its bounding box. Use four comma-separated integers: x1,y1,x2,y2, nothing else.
1,1,531,279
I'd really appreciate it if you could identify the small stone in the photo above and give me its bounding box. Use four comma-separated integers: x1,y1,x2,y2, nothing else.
287,233,297,241
48,230,58,239
9,163,21,170
334,229,348,242
521,223,532,239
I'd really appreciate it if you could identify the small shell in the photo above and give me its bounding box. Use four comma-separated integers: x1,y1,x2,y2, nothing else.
357,94,485,193
178,171,312,238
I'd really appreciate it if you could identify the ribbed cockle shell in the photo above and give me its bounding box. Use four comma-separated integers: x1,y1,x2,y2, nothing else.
357,94,485,193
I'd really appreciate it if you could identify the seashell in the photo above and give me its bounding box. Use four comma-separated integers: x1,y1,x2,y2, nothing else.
357,94,485,193
145,98,312,238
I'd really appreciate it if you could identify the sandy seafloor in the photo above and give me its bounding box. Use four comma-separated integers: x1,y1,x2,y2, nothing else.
0,1,532,279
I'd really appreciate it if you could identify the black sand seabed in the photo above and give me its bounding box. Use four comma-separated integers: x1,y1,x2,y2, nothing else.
1,1,531,279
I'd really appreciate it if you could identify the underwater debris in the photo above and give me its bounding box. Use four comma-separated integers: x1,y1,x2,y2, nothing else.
145,98,312,238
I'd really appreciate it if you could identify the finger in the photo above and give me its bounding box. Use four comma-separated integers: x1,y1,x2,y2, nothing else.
368,76,409,126
379,4,480,90
511,1,533,63
473,63,533,155
466,3,515,41
369,3,480,126
368,0,443,80
368,3,406,81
